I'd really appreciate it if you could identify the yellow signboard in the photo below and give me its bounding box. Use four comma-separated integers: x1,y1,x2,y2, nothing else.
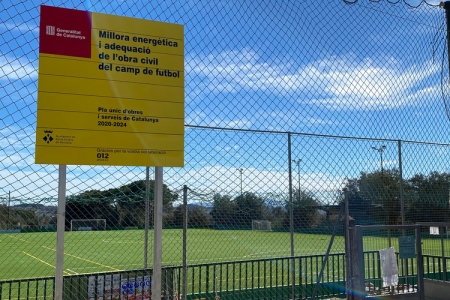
35,5,184,166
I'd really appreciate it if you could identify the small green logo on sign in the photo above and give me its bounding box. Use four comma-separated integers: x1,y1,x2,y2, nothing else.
398,236,416,259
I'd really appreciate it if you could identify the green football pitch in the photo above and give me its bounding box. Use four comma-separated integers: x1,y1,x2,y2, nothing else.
0,229,448,280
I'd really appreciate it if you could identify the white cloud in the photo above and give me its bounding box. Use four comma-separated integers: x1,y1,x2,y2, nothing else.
0,22,39,33
165,165,345,204
187,49,305,95
309,55,439,110
1,166,150,200
188,49,439,111
0,54,37,81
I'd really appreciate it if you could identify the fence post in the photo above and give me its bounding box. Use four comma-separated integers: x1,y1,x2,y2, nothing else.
344,188,351,296
344,188,366,300
152,167,163,300
345,221,365,299
182,185,188,300
55,165,66,300
398,140,405,225
144,167,150,268
287,132,295,299
415,225,425,300
441,227,447,281
352,226,365,299
7,191,11,229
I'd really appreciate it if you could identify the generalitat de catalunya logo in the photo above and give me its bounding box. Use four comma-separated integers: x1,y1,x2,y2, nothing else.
46,25,55,35
45,24,85,40
40,6,92,58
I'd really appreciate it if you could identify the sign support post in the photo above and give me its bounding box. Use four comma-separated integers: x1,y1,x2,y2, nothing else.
55,164,66,300
152,167,163,299
144,167,150,268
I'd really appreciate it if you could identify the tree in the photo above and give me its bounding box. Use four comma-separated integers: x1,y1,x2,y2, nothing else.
407,172,450,223
171,205,211,228
0,206,39,229
285,189,321,229
210,194,235,227
344,169,404,225
342,177,380,225
66,180,178,228
0,204,8,229
343,169,450,225
66,190,119,229
266,205,286,229
234,192,266,227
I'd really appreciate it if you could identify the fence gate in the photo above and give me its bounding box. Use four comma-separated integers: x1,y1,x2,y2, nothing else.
347,225,425,300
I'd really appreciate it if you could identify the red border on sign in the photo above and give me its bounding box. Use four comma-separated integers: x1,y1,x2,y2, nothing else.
40,5,92,58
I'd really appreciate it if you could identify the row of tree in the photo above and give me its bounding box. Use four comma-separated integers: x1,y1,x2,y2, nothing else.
63,169,450,230
345,169,450,225
0,204,55,230
65,179,323,230
65,180,178,229
210,191,321,228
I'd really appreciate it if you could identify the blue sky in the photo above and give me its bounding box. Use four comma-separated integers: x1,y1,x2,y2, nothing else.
1,0,449,204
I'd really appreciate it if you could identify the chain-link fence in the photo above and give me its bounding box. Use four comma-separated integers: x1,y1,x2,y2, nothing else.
2,0,450,299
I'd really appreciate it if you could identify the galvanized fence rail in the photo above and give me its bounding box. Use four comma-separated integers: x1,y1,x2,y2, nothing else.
2,251,449,300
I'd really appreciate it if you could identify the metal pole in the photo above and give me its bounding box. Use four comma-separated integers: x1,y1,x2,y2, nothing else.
415,225,425,300
55,165,66,300
292,159,302,201
398,141,408,287
144,167,150,268
311,203,345,300
398,140,405,226
372,145,386,223
371,145,386,174
7,191,10,230
239,168,243,196
152,167,163,300
344,188,352,298
441,227,447,281
182,185,188,300
298,161,301,200
380,149,383,174
288,133,295,299
442,0,450,248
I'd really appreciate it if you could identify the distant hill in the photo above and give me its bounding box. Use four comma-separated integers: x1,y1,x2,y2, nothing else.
12,204,57,216
187,203,213,213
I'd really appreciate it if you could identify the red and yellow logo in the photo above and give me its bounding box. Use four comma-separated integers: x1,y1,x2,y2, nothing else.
40,6,92,58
